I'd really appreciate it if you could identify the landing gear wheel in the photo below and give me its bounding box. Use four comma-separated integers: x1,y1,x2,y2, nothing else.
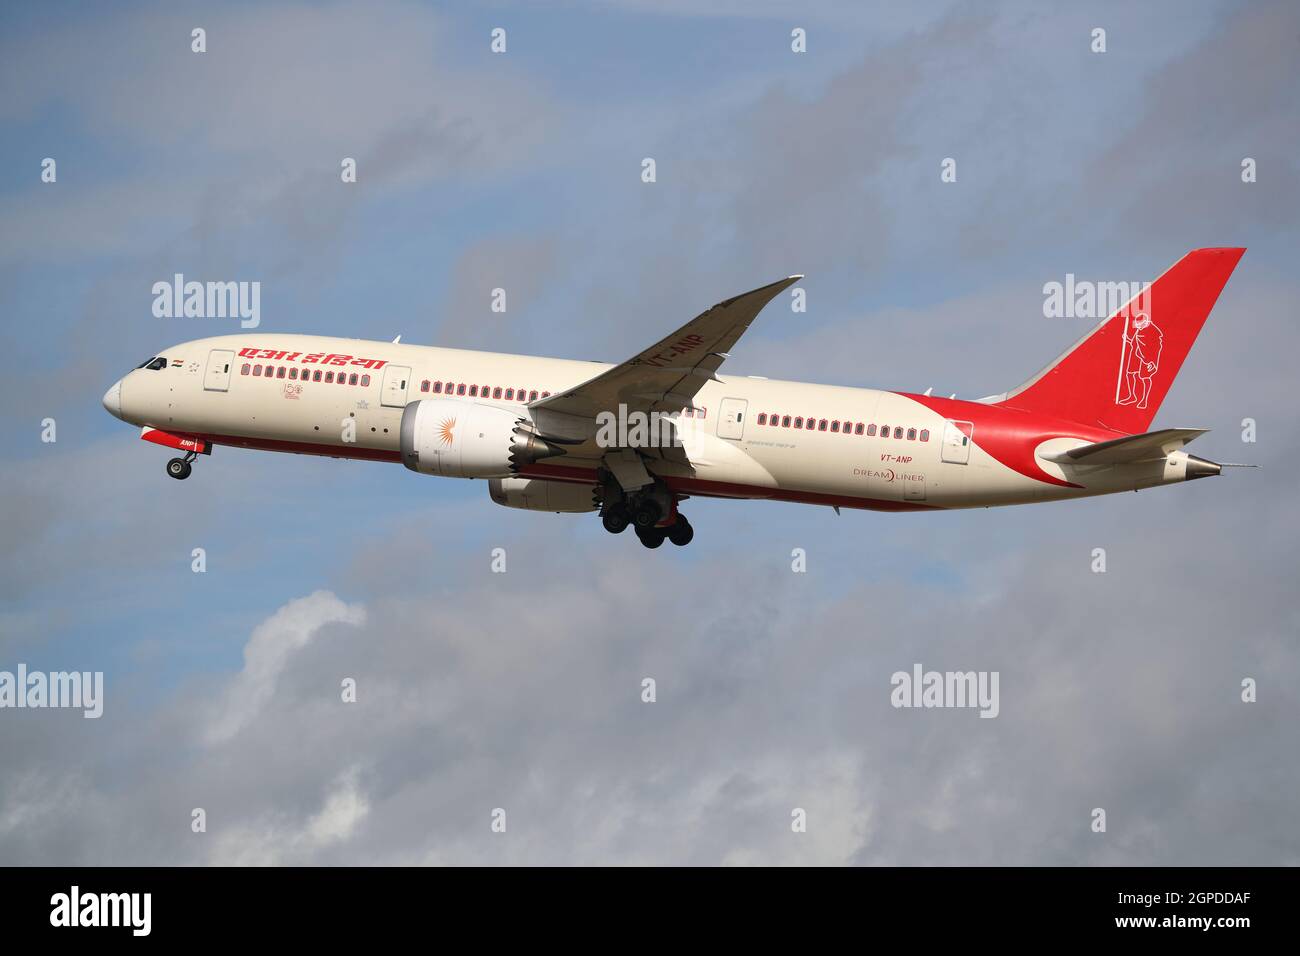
602,506,630,534
166,457,192,480
632,501,662,529
635,526,666,549
667,517,694,547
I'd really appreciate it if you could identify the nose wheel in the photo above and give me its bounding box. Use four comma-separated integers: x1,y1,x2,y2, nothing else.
166,452,196,480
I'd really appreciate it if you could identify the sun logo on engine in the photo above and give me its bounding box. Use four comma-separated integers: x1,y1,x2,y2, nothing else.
437,417,456,446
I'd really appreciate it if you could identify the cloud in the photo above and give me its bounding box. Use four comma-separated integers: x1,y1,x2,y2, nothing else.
431,236,560,350
205,590,366,744
0,1,556,265
3,482,1297,867
210,767,370,865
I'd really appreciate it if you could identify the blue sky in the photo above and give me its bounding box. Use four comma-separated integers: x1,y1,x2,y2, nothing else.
1,0,1297,864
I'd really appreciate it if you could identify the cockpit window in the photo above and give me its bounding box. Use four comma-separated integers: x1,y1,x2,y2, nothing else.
136,357,156,369
145,357,168,370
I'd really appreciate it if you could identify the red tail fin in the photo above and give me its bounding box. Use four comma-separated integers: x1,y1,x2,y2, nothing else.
996,248,1245,433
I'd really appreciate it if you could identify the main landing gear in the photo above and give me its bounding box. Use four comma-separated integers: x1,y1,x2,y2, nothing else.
166,451,197,480
598,473,694,549
633,516,694,549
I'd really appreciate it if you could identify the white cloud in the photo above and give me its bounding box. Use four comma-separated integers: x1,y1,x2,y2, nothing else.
206,590,366,744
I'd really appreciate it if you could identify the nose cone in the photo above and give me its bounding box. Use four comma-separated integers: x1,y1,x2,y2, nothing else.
102,379,123,420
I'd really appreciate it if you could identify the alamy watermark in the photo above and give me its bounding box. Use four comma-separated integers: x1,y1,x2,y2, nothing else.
890,663,999,718
0,664,103,718
1043,274,1151,320
595,403,685,449
50,886,150,936
152,273,260,328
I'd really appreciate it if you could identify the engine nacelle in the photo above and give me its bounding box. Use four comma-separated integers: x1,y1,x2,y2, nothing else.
488,477,598,513
400,399,567,478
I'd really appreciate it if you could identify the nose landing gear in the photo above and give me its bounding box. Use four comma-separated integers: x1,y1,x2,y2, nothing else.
166,451,197,480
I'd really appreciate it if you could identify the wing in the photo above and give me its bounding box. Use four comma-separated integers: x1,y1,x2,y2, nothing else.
530,275,801,422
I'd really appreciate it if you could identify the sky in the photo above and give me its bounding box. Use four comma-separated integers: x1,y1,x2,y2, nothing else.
0,0,1297,865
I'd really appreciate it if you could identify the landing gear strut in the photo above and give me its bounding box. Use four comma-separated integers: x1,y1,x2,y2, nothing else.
166,451,196,480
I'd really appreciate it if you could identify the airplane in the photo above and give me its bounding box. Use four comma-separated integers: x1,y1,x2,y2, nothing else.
102,247,1246,549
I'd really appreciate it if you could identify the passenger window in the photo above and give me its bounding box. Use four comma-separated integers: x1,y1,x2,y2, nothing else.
818,419,828,431
253,365,262,376
277,367,286,379
794,417,803,428
919,428,930,442
907,428,916,440
325,371,334,383
421,380,430,392
349,373,358,385
241,364,250,375
879,424,888,437
757,413,767,425
313,370,322,382
493,387,502,399
289,368,298,380
458,384,466,396
867,424,876,436
361,375,370,386
505,389,514,400
433,382,442,393
830,421,840,432
782,416,791,427
542,391,551,398
469,385,478,396
855,423,864,435
894,427,904,439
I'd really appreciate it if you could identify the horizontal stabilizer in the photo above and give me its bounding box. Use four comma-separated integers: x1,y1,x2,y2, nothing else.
1043,427,1208,465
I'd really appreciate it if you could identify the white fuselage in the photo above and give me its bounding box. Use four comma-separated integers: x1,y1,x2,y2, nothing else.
105,334,1198,512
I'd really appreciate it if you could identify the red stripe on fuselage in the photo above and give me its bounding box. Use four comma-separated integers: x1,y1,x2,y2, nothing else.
892,392,1125,488
198,432,403,463
520,462,937,512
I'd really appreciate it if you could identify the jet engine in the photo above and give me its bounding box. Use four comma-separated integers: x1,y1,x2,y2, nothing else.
400,400,567,478
488,477,599,513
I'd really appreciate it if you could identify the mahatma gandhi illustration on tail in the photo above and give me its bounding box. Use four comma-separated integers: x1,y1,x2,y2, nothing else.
1116,302,1164,409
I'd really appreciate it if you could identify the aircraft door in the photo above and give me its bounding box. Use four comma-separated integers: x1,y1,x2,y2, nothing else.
941,420,973,464
380,365,412,408
203,349,235,392
717,398,748,440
